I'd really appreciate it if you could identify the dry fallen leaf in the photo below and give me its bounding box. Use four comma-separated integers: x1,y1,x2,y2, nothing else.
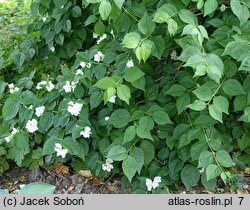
244,167,250,175
79,170,93,179
107,183,117,192
66,186,75,194
92,177,104,186
54,162,69,174
18,176,26,183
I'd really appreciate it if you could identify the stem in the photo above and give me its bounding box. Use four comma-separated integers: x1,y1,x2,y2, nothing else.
206,77,226,105
122,7,139,22
185,111,193,128
203,129,224,173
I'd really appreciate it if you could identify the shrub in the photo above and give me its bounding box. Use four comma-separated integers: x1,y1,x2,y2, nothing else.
1,0,250,193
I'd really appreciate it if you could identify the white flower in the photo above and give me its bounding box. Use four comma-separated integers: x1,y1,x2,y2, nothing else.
36,81,54,92
42,17,47,22
170,50,177,60
35,106,45,117
80,126,92,138
104,116,110,121
4,136,11,143
80,62,86,68
86,62,92,68
94,51,105,62
28,105,33,110
63,81,78,93
126,59,134,68
93,33,99,39
102,158,114,172
8,83,19,94
67,101,83,116
108,95,116,103
19,184,26,189
97,33,107,44
8,83,14,89
146,176,162,191
54,143,68,158
26,119,38,133
63,81,72,93
50,46,55,52
11,127,19,135
220,4,227,12
76,69,84,76
110,30,115,37
46,81,55,92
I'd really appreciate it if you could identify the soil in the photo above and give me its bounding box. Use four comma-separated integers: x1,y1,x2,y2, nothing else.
0,164,250,194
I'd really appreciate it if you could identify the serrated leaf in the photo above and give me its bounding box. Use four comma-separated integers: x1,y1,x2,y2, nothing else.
187,100,207,111
223,79,245,96
2,99,20,121
109,109,131,128
124,67,145,83
123,32,141,49
167,18,178,36
209,105,222,123
178,9,198,25
99,0,111,20
140,140,155,166
231,0,249,25
95,77,116,89
122,155,138,182
198,151,214,168
138,13,155,35
135,40,154,62
152,111,172,125
123,126,136,144
114,0,125,9
204,0,218,16
117,84,131,105
130,147,144,173
223,41,250,61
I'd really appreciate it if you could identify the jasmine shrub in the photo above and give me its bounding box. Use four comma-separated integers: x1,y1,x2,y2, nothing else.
1,0,250,193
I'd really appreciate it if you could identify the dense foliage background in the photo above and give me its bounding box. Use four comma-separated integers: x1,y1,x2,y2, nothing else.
1,0,250,193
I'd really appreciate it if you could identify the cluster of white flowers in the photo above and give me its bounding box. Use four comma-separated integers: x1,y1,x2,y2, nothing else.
26,119,38,133
42,17,47,22
220,4,227,12
104,116,110,121
93,33,108,44
146,176,162,191
79,61,92,69
54,143,68,158
102,158,114,172
67,101,83,116
4,127,19,143
80,126,92,138
108,95,116,103
35,106,45,117
94,51,105,62
170,50,177,60
63,81,78,93
28,105,33,110
126,59,134,68
8,83,19,94
36,81,55,92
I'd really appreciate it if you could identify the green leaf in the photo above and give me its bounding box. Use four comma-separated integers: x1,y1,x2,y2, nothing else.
223,79,245,96
14,132,29,151
95,77,116,89
109,109,131,128
213,96,229,114
2,99,20,121
135,40,154,62
136,116,154,141
14,53,25,67
99,0,111,20
153,10,170,23
42,137,57,155
152,111,172,125
223,41,250,61
130,147,144,173
38,112,54,132
216,150,235,168
140,140,155,166
187,100,206,111
122,155,138,182
181,164,200,189
201,173,217,192
206,54,224,84
123,32,141,49
104,87,116,104
239,56,250,72
138,13,156,35
19,182,55,194
231,0,249,25
107,145,127,161
239,107,250,122
209,105,222,123
167,18,178,36
206,164,221,181
53,0,68,8
123,126,136,144
204,0,218,16
193,86,213,101
124,67,145,83
131,77,145,91
178,9,198,25
114,0,125,9
117,84,131,105
177,93,190,114
166,84,187,97
198,151,214,168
